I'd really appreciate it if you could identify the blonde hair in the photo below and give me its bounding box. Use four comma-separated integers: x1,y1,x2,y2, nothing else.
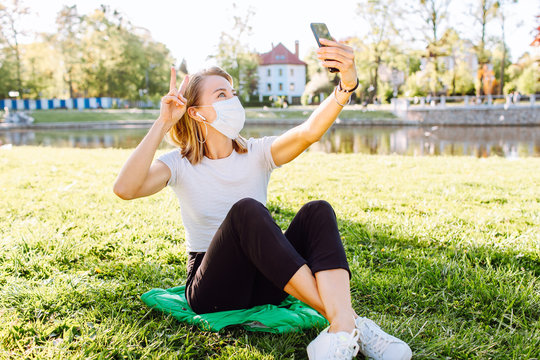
165,66,247,164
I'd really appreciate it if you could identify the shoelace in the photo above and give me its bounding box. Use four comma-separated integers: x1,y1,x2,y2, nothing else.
334,329,360,360
357,320,391,357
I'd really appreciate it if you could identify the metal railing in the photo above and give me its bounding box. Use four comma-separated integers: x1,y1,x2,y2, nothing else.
392,94,537,115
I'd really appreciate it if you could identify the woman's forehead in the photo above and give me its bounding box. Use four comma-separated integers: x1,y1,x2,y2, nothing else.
203,75,232,91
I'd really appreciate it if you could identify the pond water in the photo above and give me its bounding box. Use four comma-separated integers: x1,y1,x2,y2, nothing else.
1,124,540,157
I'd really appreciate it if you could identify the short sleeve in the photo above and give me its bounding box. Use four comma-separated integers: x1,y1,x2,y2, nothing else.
156,149,183,187
248,136,279,172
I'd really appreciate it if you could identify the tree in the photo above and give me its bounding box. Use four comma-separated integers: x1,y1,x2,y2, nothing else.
21,41,64,98
212,4,259,100
0,22,19,98
412,0,452,95
505,52,540,94
55,5,85,98
531,15,540,46
178,58,188,75
356,0,402,101
494,0,518,95
302,47,336,102
439,28,472,95
469,0,499,65
0,0,30,96
78,5,174,100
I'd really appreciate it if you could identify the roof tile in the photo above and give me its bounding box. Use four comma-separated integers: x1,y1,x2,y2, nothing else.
259,43,306,66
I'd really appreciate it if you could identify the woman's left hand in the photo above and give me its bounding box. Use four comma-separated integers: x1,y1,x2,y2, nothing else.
317,38,357,90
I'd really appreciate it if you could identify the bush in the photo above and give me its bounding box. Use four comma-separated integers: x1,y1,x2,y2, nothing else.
517,65,540,94
404,72,428,97
243,95,273,107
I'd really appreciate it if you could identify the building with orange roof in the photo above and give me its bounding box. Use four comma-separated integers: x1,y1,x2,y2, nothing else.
257,41,307,105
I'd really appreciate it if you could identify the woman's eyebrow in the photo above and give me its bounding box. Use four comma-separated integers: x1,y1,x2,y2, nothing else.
212,88,237,94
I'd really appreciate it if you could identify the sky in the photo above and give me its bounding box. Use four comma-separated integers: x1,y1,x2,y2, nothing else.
18,0,539,73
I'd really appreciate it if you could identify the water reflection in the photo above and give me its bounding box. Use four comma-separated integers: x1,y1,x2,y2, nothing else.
1,125,539,157
311,126,540,158
0,128,154,149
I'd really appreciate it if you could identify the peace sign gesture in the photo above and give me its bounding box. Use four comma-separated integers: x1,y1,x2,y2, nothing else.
159,67,189,127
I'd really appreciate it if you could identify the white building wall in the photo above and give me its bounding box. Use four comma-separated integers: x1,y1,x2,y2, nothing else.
258,64,306,101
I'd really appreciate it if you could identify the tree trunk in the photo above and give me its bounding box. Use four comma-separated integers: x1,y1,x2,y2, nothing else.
11,24,23,96
452,61,456,96
500,47,505,95
371,56,381,103
499,13,506,95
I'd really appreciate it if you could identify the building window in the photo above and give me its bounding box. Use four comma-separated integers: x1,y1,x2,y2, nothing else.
279,83,283,91
267,83,272,91
267,69,271,77
289,83,295,91
279,68,283,76
290,69,294,76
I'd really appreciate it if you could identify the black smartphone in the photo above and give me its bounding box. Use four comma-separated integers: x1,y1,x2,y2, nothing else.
310,22,339,73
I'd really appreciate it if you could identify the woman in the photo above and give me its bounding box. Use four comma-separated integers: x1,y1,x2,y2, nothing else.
113,38,411,360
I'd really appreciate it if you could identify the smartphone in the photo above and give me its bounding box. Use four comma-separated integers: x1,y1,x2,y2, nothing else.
310,23,339,73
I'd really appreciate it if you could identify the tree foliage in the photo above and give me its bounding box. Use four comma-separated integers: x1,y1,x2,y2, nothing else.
0,0,30,96
211,4,259,100
0,4,174,100
356,0,403,101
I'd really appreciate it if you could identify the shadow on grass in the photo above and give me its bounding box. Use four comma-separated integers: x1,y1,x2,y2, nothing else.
3,201,537,359
127,201,539,359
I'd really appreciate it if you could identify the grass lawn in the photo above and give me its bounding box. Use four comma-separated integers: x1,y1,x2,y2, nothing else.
26,108,396,124
1,147,539,359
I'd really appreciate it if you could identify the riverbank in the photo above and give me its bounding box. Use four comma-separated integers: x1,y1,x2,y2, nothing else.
1,148,539,358
0,107,406,130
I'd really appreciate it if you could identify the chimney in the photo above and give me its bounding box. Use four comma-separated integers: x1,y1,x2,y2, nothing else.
271,42,274,49
295,40,299,57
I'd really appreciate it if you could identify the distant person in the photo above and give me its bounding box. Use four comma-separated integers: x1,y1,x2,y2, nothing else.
513,91,521,105
113,38,411,360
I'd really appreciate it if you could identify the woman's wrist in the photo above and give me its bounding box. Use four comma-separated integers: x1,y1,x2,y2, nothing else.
338,78,359,92
333,87,352,107
155,117,174,135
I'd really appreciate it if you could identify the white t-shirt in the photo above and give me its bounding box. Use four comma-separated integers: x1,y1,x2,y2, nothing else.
157,136,279,252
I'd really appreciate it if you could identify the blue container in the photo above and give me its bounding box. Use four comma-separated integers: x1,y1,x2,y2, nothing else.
84,98,90,109
11,99,17,109
23,99,30,110
36,100,42,110
60,99,66,108
0,99,4,109
48,99,54,109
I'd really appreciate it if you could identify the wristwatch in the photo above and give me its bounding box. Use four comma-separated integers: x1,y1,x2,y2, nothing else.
337,78,359,93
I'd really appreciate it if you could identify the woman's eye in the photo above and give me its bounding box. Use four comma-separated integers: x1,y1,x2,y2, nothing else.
218,93,226,98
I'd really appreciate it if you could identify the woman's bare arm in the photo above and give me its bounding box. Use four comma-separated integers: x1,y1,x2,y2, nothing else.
271,38,357,167
113,68,188,200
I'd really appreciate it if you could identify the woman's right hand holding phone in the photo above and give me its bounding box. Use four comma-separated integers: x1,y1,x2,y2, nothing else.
159,67,189,128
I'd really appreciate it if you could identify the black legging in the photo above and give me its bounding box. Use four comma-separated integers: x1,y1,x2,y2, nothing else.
186,198,350,314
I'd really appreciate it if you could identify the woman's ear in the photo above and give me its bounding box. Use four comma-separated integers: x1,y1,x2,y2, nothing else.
187,106,202,121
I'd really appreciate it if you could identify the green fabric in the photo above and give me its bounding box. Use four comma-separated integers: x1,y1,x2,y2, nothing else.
141,285,328,333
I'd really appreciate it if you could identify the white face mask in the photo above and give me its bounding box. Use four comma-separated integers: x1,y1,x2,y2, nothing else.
195,96,245,139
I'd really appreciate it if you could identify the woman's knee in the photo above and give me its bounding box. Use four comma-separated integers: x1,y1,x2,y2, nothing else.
301,200,336,218
229,198,269,220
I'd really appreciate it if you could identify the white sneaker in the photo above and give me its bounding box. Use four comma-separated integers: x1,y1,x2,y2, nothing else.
307,326,360,360
355,317,412,360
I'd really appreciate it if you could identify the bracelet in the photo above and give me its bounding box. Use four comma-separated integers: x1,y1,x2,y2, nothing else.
333,86,351,107
337,78,359,93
